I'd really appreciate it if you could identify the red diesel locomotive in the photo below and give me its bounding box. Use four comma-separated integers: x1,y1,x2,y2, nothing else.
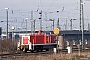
17,30,57,52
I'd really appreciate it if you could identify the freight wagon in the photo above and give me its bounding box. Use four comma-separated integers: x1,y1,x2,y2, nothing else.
17,30,57,52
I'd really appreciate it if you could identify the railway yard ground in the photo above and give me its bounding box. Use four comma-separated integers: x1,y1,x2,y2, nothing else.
0,51,90,60
0,40,90,60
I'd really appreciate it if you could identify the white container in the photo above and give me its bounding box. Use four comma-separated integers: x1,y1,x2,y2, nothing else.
53,48,57,54
67,46,72,53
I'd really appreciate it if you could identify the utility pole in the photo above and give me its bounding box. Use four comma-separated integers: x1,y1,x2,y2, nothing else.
81,0,84,50
80,0,84,50
70,19,76,30
5,8,9,41
45,12,47,21
34,20,35,33
31,11,33,34
31,11,34,34
52,20,54,30
65,18,67,30
31,11,35,34
80,0,82,30
12,26,15,41
49,19,54,30
25,18,28,34
88,23,90,30
57,18,59,29
70,19,72,30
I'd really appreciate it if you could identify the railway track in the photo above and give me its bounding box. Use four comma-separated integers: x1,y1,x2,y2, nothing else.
0,51,53,58
0,48,90,58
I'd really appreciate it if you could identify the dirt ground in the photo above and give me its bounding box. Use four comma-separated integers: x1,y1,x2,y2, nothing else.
0,40,90,60
1,52,90,60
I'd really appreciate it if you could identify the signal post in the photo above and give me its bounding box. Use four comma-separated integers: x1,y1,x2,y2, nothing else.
53,28,59,53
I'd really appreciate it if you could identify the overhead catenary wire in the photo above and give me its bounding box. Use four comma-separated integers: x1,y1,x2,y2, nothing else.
47,0,56,12
40,0,44,11
39,0,56,12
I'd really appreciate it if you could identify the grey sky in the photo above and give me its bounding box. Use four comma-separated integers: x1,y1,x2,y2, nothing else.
0,0,79,11
0,0,90,31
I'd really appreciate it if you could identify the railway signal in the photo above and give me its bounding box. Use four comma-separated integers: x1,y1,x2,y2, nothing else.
53,28,59,35
53,28,59,53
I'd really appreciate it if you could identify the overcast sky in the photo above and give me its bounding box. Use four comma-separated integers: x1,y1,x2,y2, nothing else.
0,0,90,31
0,0,79,11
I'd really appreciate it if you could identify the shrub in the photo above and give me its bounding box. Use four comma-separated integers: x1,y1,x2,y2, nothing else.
0,39,18,53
